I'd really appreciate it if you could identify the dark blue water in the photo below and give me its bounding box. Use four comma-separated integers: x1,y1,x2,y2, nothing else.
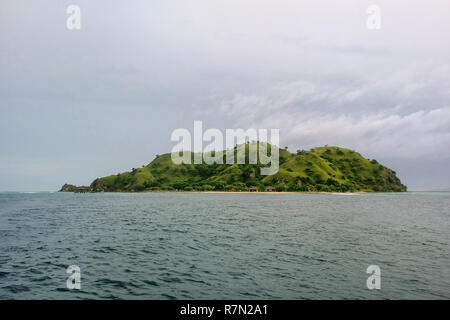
0,192,449,299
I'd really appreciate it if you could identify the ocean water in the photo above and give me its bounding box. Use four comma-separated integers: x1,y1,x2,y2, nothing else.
0,192,448,300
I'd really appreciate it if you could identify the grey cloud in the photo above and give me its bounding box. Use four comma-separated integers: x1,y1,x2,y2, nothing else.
1,0,449,190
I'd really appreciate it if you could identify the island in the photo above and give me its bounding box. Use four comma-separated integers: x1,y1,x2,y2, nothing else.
60,144,407,193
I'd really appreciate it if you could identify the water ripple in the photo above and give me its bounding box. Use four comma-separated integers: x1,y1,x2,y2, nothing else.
0,192,449,299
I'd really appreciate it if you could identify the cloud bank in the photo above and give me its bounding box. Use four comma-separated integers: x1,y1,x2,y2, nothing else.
1,0,449,190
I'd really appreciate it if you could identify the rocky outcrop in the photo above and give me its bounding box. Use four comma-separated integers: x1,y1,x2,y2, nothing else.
59,184,90,193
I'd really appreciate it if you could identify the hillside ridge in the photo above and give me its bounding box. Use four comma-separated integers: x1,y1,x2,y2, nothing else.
61,144,407,192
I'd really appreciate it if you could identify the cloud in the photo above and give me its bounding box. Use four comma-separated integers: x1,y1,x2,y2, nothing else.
283,108,450,159
193,76,450,161
1,0,450,190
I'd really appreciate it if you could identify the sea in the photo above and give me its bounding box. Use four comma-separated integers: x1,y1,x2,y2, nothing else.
0,192,449,299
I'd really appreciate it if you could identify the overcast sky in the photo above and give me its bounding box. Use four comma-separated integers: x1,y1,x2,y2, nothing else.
1,0,450,191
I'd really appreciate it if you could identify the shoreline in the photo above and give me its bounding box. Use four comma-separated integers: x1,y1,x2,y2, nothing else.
64,190,375,194
151,191,369,194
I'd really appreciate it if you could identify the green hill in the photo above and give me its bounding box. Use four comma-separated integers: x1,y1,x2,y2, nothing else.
61,144,406,193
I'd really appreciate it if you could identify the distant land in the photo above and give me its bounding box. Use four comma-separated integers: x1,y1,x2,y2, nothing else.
60,144,407,193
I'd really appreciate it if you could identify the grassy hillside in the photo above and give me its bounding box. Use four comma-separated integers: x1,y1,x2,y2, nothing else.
63,143,406,192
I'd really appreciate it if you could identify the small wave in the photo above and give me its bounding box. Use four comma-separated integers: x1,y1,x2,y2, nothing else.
33,275,52,283
3,284,30,293
94,278,129,290
330,192,360,196
142,280,159,287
